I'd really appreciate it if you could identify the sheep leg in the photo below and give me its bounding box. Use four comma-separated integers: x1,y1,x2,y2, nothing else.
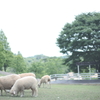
35,88,38,97
0,90,3,96
20,90,24,97
48,82,51,88
32,88,38,97
47,83,49,88
16,91,19,96
43,83,44,88
45,81,48,88
49,82,51,88
46,82,50,88
32,89,34,96
4,89,7,95
34,88,38,97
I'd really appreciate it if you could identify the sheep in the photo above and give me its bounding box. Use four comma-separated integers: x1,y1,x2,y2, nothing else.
18,73,36,78
0,74,20,96
38,75,51,88
10,76,38,97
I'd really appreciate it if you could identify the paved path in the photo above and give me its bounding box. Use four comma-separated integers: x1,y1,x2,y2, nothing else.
51,80,100,84
0,71,13,75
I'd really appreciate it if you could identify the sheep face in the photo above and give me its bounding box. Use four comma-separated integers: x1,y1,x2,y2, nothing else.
10,90,15,96
10,87,19,96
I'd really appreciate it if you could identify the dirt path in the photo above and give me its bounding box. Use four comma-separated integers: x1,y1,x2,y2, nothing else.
0,71,13,75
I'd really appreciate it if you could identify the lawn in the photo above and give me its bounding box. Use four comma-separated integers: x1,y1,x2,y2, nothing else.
0,84,100,100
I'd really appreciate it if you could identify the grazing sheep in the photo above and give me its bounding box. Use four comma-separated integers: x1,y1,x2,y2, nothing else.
0,74,20,96
10,76,38,97
18,73,36,78
38,75,51,88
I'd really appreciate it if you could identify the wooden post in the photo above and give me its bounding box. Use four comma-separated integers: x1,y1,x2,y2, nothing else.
77,65,80,80
89,65,91,80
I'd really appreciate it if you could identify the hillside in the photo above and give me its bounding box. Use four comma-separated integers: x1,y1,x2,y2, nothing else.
24,54,66,67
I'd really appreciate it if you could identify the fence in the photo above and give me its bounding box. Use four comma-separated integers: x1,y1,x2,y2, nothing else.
50,73,100,80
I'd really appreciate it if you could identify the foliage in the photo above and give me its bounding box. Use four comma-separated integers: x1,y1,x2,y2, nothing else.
28,57,68,78
10,51,27,74
57,12,100,72
44,57,67,74
28,60,45,78
0,41,5,70
0,29,13,71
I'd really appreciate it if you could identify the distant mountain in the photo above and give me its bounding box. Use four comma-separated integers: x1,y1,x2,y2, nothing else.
24,54,48,66
24,54,68,67
29,54,48,60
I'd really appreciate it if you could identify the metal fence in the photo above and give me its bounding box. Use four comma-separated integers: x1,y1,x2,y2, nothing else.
50,73,100,80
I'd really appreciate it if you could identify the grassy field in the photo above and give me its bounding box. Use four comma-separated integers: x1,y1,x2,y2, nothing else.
0,84,100,100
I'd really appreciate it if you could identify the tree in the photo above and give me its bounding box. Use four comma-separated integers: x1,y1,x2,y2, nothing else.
28,57,67,78
57,12,100,73
0,41,5,70
11,51,26,73
29,60,45,78
44,57,67,75
3,51,14,71
0,29,12,71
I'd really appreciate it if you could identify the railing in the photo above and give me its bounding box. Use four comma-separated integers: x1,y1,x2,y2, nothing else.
50,73,100,80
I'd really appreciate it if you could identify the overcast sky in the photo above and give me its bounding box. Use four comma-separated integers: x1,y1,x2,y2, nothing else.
0,0,100,57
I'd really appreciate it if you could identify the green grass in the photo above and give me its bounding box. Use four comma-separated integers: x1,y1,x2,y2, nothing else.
0,74,5,76
0,84,100,100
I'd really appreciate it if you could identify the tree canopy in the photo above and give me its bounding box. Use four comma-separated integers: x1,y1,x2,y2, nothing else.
28,57,67,78
0,29,13,71
11,51,26,73
57,12,100,73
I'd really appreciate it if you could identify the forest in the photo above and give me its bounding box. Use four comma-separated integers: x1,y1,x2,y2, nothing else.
0,29,68,78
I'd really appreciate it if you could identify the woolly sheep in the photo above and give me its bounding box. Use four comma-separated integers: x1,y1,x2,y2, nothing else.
18,73,36,78
38,75,51,88
10,76,38,97
0,74,20,96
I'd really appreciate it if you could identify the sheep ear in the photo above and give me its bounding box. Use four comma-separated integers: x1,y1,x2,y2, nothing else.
13,91,16,94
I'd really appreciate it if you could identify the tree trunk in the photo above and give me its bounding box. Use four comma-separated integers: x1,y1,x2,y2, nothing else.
4,63,7,72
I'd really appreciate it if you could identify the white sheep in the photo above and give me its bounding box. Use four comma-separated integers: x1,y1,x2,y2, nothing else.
18,73,36,78
10,76,38,97
38,75,51,88
0,74,20,96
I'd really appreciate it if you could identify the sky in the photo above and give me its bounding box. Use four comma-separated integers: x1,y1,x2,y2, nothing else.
0,0,100,57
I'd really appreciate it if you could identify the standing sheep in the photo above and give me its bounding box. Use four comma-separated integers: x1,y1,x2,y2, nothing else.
0,74,20,96
18,73,36,78
10,76,38,97
38,75,51,88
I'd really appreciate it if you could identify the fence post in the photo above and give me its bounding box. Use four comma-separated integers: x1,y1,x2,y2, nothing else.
89,65,91,80
77,65,80,80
